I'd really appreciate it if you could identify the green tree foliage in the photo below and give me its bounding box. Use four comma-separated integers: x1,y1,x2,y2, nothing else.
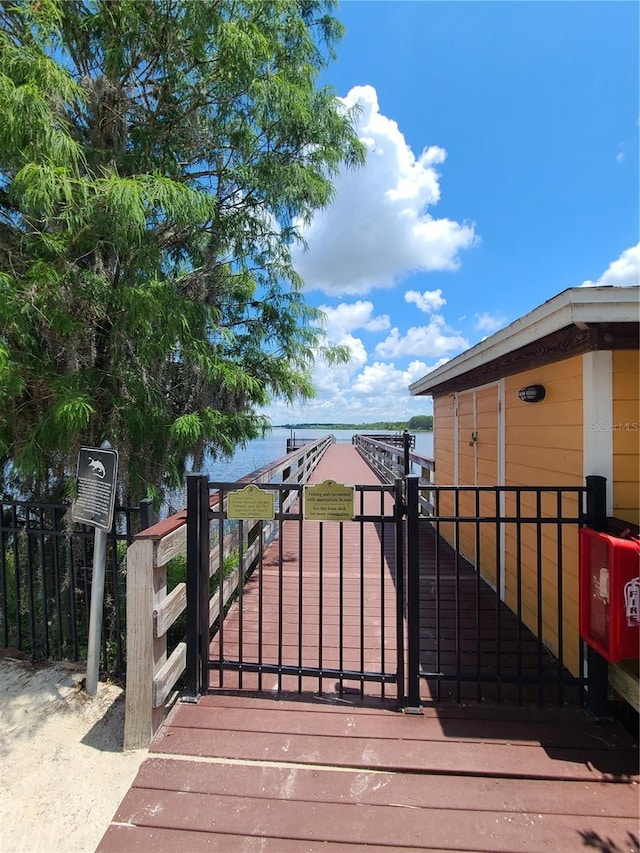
408,415,433,431
0,0,364,501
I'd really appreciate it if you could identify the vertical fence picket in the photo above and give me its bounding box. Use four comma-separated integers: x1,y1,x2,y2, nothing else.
394,478,405,707
405,475,421,710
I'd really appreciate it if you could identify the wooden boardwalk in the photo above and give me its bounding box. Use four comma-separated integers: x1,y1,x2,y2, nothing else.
98,444,639,852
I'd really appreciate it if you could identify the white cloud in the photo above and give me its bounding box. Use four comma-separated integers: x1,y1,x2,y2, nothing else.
310,333,367,395
473,311,508,333
335,333,368,367
262,357,440,425
320,300,390,340
374,315,469,359
347,359,437,413
292,85,477,295
352,362,409,397
581,243,640,288
405,288,446,313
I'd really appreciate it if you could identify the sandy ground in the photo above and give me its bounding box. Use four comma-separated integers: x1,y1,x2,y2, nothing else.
0,653,147,853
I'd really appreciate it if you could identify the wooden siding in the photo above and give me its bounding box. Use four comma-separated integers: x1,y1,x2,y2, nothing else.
612,350,640,525
504,357,583,485
433,395,455,484
501,516,581,675
435,386,501,589
503,360,583,675
433,395,456,547
476,384,499,483
432,360,586,677
457,390,476,484
475,385,500,592
456,390,478,572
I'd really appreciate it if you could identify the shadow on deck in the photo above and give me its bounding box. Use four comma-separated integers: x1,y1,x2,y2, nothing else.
415,522,584,709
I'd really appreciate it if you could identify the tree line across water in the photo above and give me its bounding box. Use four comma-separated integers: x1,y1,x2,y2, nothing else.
279,416,433,431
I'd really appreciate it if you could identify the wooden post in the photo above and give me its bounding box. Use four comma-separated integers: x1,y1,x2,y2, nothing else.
585,475,607,532
124,538,156,750
153,549,168,733
403,430,411,476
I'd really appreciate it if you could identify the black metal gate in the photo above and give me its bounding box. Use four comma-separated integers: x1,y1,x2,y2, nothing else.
184,474,406,703
185,471,597,710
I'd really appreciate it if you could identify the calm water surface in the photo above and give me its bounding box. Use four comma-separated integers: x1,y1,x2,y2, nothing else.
164,428,433,514
204,428,433,481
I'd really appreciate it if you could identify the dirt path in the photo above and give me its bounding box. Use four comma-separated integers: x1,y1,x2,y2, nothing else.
0,654,147,853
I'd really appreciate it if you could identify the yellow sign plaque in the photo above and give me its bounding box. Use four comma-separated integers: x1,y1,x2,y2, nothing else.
227,484,275,520
303,479,355,521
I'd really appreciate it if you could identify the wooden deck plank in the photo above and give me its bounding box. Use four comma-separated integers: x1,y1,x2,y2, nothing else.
131,756,640,818
105,784,638,853
148,701,636,751
97,824,444,852
151,724,637,782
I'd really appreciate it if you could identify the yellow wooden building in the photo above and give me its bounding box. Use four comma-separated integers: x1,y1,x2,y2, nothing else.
409,285,639,700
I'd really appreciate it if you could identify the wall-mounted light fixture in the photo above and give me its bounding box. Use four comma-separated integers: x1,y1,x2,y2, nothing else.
518,384,546,403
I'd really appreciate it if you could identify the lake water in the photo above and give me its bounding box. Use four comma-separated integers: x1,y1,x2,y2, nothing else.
164,428,433,515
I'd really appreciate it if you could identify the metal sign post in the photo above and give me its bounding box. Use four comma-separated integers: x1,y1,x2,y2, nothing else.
71,441,119,696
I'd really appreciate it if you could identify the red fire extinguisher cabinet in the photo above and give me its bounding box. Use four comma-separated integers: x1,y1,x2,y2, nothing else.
579,526,640,662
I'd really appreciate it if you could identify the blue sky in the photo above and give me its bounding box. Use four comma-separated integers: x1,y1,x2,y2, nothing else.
262,0,639,426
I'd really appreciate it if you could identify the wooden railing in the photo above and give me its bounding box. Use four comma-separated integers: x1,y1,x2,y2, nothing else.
123,434,333,749
353,433,435,514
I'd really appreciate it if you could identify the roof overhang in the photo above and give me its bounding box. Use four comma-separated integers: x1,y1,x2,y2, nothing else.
409,286,639,397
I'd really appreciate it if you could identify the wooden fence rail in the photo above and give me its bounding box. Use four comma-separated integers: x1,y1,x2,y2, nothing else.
354,433,435,513
123,435,334,749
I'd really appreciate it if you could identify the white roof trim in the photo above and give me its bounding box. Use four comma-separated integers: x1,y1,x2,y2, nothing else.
409,285,639,396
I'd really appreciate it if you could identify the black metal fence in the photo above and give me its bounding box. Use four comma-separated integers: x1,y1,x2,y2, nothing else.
404,476,590,708
0,497,153,673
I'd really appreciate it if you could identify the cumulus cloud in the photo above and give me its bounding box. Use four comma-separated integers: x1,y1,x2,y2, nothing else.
292,85,477,295
263,358,435,425
580,243,640,288
405,288,446,313
374,315,469,359
310,333,367,394
351,360,437,408
319,300,390,340
474,312,508,333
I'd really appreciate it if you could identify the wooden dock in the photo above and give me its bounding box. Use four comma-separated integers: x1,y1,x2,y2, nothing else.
98,444,639,852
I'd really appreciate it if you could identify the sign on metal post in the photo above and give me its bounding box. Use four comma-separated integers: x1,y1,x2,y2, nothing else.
72,444,118,695
71,446,119,531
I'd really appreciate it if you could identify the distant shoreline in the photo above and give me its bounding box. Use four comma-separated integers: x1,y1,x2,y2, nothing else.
274,423,433,432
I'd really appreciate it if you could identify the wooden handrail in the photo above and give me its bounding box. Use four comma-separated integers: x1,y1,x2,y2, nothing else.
123,435,333,748
354,434,435,515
